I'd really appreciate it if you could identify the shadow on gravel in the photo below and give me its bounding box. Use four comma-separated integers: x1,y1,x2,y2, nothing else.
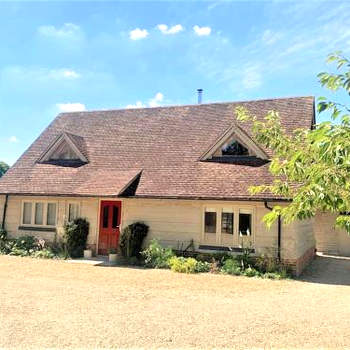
298,254,350,286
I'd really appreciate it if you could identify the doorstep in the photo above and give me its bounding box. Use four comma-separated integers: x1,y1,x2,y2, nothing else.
65,256,109,266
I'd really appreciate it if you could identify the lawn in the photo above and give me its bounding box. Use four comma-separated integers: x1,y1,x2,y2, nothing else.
0,255,349,349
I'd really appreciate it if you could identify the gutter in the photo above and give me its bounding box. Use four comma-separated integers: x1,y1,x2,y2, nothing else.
264,201,281,261
1,194,8,230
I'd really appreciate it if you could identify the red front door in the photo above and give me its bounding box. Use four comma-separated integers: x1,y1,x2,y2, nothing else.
98,201,122,255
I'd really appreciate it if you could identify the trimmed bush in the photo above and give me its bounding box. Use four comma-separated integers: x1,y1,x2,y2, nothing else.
119,222,149,258
64,218,89,258
141,239,174,268
168,256,197,273
221,258,242,275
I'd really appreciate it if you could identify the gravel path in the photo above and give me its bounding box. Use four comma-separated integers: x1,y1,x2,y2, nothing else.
1,255,350,349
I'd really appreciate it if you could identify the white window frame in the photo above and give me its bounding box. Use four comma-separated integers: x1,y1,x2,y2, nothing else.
201,204,255,247
66,201,81,222
21,200,58,227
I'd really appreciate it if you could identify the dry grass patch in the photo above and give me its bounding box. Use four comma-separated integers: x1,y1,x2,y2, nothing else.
0,255,349,349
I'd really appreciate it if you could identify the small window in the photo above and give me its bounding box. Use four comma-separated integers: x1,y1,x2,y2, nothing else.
205,211,217,233
68,203,79,222
23,202,32,225
222,140,249,156
47,203,57,226
50,140,79,161
112,205,119,228
103,205,109,228
239,213,251,236
35,203,44,225
221,212,233,234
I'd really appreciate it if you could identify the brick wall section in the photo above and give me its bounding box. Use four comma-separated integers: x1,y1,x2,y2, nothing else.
283,246,315,276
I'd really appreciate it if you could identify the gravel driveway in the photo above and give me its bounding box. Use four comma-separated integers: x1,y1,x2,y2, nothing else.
1,254,350,349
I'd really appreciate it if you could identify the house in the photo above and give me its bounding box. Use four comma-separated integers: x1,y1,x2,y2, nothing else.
0,96,318,275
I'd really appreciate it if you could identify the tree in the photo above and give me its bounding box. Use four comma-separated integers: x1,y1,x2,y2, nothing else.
236,52,350,232
0,161,9,178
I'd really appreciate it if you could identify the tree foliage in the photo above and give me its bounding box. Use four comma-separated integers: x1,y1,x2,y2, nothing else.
236,52,350,232
0,161,9,178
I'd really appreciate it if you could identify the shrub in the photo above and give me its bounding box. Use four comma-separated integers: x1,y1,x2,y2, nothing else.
243,267,260,277
195,260,211,273
168,256,198,273
64,218,89,258
254,255,279,273
119,222,149,258
33,248,56,259
0,228,8,253
13,235,37,253
221,258,242,275
141,239,174,268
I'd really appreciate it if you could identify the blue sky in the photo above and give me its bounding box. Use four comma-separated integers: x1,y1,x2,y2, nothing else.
1,0,349,165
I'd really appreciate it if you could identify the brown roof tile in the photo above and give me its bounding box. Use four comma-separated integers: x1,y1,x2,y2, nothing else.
0,96,314,200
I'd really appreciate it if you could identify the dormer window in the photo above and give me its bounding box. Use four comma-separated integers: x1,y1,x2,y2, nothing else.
221,139,249,156
37,132,88,167
49,139,80,160
199,122,269,165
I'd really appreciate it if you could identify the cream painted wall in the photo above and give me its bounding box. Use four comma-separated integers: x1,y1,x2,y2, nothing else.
314,212,350,256
1,195,315,262
2,195,99,244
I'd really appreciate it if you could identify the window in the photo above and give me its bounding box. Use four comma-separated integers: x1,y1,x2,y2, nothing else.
23,202,32,225
103,205,109,228
22,201,57,227
239,213,251,236
222,139,249,156
34,203,44,225
50,140,79,161
112,205,119,228
221,212,233,234
68,203,79,222
46,203,57,226
205,211,217,233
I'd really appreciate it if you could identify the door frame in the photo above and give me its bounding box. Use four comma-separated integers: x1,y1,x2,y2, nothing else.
96,199,123,255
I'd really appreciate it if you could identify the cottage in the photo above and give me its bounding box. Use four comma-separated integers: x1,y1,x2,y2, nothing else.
0,96,319,275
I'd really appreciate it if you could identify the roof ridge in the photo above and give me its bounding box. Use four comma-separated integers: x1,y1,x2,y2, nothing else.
58,95,315,116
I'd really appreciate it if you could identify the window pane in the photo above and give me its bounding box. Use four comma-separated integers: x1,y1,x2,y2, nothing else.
47,203,57,226
222,140,249,156
68,203,79,222
221,212,233,234
112,206,119,228
23,203,32,225
239,213,251,236
35,203,44,225
103,205,109,228
205,212,216,233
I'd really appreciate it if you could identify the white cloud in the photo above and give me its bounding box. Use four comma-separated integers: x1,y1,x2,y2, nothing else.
129,28,149,40
126,92,164,109
49,69,80,80
1,66,80,82
125,101,146,109
242,65,262,89
8,136,19,143
61,70,80,79
38,23,82,40
262,30,283,45
157,24,184,35
193,25,211,36
148,92,164,107
56,103,86,112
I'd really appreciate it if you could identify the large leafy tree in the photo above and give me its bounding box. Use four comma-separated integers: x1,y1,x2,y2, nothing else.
236,52,350,232
0,161,9,178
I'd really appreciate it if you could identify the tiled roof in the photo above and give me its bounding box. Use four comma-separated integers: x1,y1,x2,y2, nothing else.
0,96,314,200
